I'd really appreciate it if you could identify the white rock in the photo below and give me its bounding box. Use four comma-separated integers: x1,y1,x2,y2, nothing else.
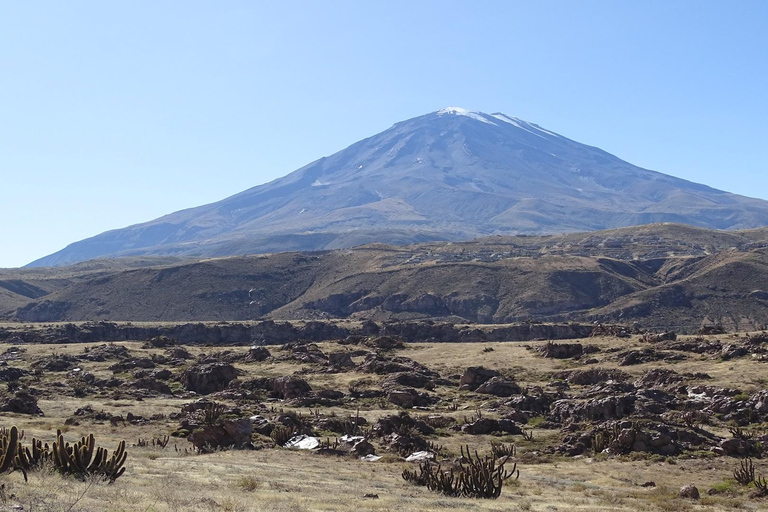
284,435,320,450
405,451,435,462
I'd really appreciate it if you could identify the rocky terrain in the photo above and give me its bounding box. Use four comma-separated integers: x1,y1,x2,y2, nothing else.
30,108,768,267
3,325,768,510
4,223,768,331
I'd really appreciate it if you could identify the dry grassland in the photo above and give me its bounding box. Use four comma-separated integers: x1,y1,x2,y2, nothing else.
1,333,767,511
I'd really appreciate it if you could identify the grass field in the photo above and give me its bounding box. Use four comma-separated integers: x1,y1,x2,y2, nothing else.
1,332,767,511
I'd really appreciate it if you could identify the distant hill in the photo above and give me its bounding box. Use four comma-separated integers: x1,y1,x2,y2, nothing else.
9,224,768,332
29,108,768,267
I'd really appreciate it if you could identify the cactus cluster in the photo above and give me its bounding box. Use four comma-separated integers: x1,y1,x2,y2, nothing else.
51,431,127,482
402,444,519,499
270,425,294,446
0,426,127,483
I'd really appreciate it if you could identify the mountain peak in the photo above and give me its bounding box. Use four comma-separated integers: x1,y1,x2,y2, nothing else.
435,107,496,125
28,109,768,267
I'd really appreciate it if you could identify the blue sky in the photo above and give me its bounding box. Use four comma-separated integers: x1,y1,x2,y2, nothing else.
1,1,766,268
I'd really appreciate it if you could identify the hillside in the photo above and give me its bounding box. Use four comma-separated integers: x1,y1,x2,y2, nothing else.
30,108,768,267
7,224,768,331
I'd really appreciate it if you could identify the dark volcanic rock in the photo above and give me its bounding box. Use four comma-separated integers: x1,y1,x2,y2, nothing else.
461,418,522,435
109,357,155,372
387,388,435,408
554,368,630,386
459,366,501,391
272,375,312,399
188,418,252,451
80,343,130,362
358,353,434,376
538,342,598,359
32,355,77,372
327,351,355,370
381,372,434,391
1,390,43,415
0,367,27,382
475,376,521,397
245,346,271,362
550,395,636,423
181,363,238,394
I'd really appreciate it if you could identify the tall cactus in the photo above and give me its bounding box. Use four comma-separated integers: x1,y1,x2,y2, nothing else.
402,444,519,499
51,430,127,482
0,425,20,474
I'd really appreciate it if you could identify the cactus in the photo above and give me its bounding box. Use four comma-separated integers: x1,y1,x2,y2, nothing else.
51,430,127,483
270,425,294,446
402,445,519,499
734,458,755,485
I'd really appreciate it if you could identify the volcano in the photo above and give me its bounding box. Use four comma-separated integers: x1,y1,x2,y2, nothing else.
30,107,768,267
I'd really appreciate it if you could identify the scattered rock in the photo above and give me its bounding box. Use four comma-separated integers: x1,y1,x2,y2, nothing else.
272,375,312,399
641,332,677,343
285,435,320,450
387,388,434,408
475,376,521,397
554,368,630,386
459,366,500,391
80,344,130,362
109,357,155,372
245,346,271,362
142,336,177,348
405,450,434,462
0,390,43,415
328,351,355,369
181,363,238,394
187,418,252,451
0,367,27,382
537,342,598,359
679,484,699,499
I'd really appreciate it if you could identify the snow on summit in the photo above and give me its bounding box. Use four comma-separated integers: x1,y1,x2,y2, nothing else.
436,107,496,125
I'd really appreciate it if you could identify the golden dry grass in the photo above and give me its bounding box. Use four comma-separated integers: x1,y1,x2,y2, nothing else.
1,332,768,511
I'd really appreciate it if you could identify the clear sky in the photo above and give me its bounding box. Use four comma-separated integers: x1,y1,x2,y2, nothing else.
1,1,767,268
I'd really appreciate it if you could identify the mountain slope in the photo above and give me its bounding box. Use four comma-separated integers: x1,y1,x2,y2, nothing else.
12,224,768,331
30,108,768,267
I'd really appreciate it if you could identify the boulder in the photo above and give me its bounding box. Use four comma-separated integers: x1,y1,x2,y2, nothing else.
0,367,26,382
475,376,521,397
405,451,434,462
245,346,271,362
272,375,312,399
32,355,76,372
634,369,684,389
364,336,405,350
285,435,320,450
679,485,699,499
538,342,596,359
187,418,252,451
719,438,753,457
328,351,355,369
0,390,43,415
387,388,434,408
459,366,500,391
142,336,177,348
550,395,636,423
381,371,434,390
109,357,155,372
461,417,521,435
358,354,434,376
80,344,130,362
181,363,238,394
555,368,630,386
720,344,748,360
